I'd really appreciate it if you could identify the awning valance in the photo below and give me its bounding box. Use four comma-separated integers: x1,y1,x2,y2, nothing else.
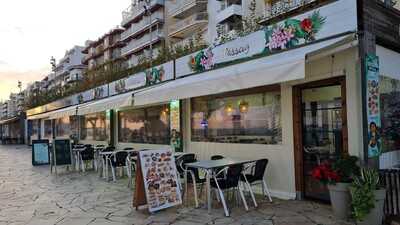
49,105,79,119
133,34,355,106
27,105,79,120
77,91,134,116
27,111,52,120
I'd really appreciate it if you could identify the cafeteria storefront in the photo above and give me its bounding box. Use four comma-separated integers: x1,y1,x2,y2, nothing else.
25,0,400,201
131,35,360,199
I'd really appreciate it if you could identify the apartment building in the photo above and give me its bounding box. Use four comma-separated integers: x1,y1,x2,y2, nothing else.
49,46,87,90
0,93,26,144
166,0,208,47
120,0,166,67
82,27,126,70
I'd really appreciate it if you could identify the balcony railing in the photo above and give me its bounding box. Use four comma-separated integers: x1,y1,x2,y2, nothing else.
121,11,164,41
264,0,318,20
169,0,207,18
169,12,208,36
216,3,243,24
121,0,164,26
121,30,164,56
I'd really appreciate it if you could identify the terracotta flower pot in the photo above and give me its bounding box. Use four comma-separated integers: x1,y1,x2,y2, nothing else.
328,182,351,220
357,189,386,225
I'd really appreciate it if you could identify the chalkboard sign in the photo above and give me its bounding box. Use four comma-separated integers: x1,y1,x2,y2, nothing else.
52,139,72,166
32,139,50,166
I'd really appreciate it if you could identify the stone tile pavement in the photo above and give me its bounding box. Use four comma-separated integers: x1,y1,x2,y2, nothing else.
0,145,354,225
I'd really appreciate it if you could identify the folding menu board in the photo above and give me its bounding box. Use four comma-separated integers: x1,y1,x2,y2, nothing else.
134,148,182,212
32,139,50,166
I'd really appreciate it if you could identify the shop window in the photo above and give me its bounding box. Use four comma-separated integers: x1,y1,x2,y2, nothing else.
191,88,282,144
30,120,39,137
43,120,52,139
380,76,400,152
118,105,170,144
55,116,70,137
80,112,109,141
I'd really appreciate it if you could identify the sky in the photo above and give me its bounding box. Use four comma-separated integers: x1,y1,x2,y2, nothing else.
0,0,131,101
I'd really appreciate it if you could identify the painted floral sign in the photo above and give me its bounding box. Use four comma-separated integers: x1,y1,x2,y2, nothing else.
265,11,326,52
146,66,165,86
188,48,214,73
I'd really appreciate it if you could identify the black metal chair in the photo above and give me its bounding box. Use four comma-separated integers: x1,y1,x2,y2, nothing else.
176,153,205,207
211,155,225,179
79,145,95,172
110,151,128,182
211,155,224,160
240,158,272,207
211,164,248,217
123,147,137,187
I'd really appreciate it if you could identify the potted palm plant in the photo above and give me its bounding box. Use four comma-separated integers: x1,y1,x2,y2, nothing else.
312,156,360,220
350,168,386,225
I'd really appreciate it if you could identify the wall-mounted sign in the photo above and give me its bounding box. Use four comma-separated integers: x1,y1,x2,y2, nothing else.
138,149,182,212
32,139,50,166
365,54,381,158
175,0,356,78
109,73,147,96
145,62,174,86
93,84,108,100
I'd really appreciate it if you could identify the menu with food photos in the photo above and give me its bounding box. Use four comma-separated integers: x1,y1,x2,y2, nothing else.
139,148,182,212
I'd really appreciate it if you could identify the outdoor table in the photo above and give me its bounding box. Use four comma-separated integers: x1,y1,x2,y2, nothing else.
72,145,86,172
185,158,256,214
100,149,137,181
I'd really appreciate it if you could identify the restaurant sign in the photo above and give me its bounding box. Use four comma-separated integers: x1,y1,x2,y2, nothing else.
145,61,174,86
109,72,147,96
365,54,382,158
175,0,356,78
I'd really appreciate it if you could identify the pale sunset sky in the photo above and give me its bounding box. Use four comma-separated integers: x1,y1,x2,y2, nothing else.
0,0,131,101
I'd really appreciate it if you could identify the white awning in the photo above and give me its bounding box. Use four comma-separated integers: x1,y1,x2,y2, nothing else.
77,91,134,115
133,34,355,106
49,105,79,119
27,111,53,120
377,45,400,80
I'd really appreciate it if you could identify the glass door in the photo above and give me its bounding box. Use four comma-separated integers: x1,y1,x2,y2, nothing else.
301,85,343,201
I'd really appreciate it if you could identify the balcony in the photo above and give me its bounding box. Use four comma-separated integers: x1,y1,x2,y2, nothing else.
121,11,164,41
121,0,164,27
169,12,208,38
121,30,164,56
262,0,318,23
169,0,207,18
216,3,243,24
65,74,83,84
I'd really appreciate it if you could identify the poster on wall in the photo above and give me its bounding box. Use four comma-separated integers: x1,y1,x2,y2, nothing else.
32,139,50,165
169,100,182,152
365,54,381,158
138,148,182,212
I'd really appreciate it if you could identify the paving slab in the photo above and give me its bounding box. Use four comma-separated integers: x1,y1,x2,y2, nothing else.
0,145,354,225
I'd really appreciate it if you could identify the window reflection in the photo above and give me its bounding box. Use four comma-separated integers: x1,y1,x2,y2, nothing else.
80,112,109,141
118,105,170,144
43,120,52,139
55,116,70,137
380,76,400,152
191,90,282,144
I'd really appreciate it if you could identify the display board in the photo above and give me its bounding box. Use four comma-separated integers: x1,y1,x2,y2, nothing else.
365,54,382,158
32,139,50,166
52,139,72,166
137,148,182,212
